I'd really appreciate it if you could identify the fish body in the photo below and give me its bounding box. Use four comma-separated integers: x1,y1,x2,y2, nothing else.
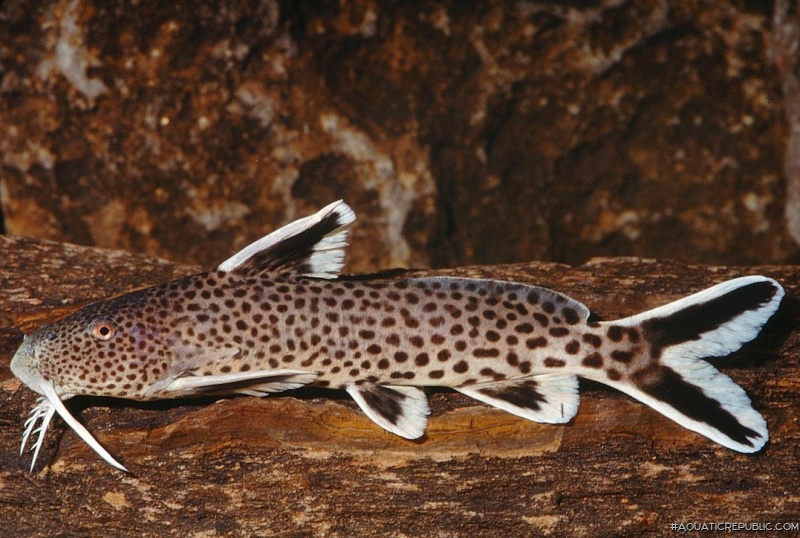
11,201,785,471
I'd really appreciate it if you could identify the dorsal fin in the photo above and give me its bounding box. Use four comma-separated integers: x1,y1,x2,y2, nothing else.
218,200,356,278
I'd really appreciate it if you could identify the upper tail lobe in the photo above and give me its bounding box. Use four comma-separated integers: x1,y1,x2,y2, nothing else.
601,276,784,452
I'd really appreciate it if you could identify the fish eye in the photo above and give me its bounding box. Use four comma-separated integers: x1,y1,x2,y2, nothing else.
91,320,118,341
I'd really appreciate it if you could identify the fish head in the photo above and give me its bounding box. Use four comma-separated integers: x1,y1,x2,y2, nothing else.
12,289,173,401
10,291,171,473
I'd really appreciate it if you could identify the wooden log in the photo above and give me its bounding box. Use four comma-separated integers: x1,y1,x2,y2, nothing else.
0,235,797,536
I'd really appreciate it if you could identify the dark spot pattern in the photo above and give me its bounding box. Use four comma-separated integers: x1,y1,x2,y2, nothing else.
34,270,632,432
611,350,635,363
582,333,602,347
607,326,624,342
582,352,603,368
453,361,469,373
526,337,548,349
561,307,579,325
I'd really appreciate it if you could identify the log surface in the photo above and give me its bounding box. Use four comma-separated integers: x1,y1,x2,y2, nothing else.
0,235,798,537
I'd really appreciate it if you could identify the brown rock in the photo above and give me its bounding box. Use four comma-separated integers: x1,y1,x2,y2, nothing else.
0,1,796,273
0,236,797,536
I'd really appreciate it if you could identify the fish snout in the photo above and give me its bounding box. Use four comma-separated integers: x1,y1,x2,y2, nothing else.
10,337,45,396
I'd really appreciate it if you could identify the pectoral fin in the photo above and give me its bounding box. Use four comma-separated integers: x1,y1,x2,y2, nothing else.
146,369,318,398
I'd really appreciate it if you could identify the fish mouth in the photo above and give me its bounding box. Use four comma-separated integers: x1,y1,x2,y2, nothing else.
12,336,129,472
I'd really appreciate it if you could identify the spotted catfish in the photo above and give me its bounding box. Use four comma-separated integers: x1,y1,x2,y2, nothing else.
11,201,784,471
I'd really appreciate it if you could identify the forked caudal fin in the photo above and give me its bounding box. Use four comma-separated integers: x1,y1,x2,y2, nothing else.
604,276,784,452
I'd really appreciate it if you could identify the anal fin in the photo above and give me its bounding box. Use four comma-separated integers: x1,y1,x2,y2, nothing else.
454,374,579,424
346,384,430,439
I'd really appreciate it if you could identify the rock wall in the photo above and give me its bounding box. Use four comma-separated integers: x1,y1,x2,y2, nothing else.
0,0,796,270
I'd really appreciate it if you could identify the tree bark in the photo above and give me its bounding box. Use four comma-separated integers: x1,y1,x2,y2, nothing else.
0,235,797,536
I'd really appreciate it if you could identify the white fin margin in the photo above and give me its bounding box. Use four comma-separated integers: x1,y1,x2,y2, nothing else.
455,374,580,424
660,357,768,452
347,384,430,439
600,275,782,452
217,200,356,278
615,276,784,360
601,369,768,453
